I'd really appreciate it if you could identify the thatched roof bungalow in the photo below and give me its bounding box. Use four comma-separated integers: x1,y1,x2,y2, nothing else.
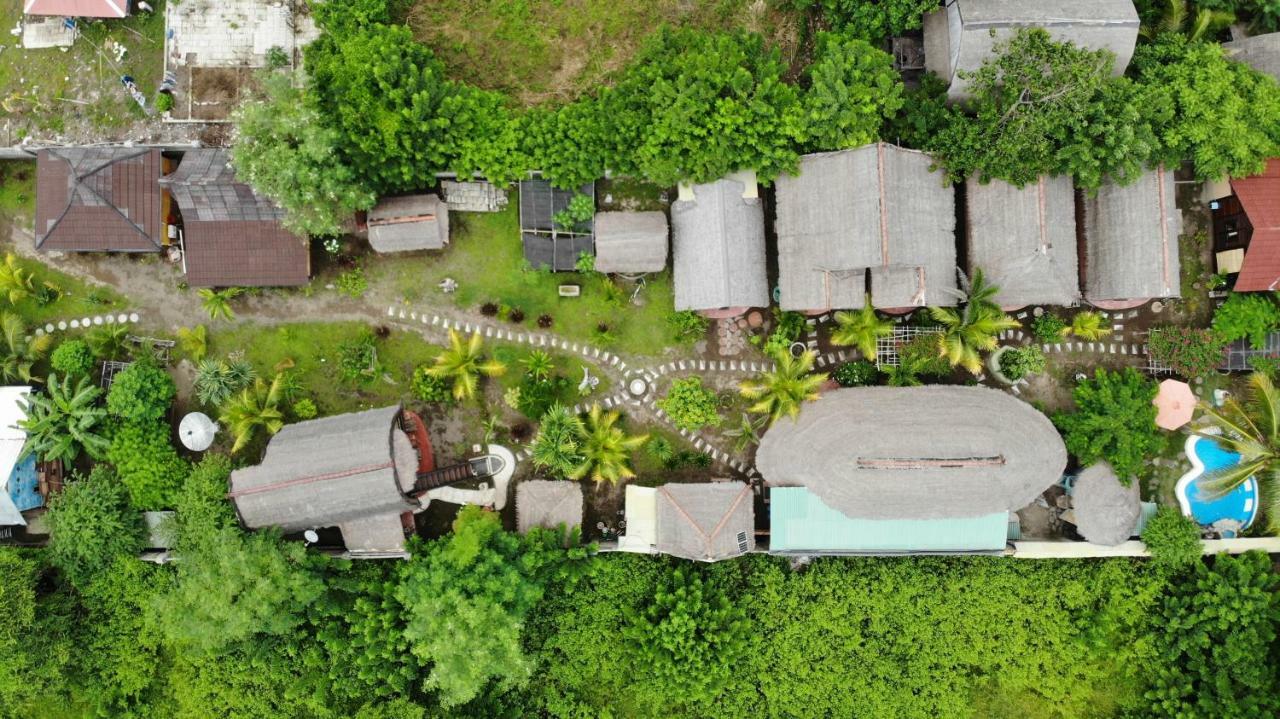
592,211,668,274
774,145,957,313
1070,462,1142,546
671,172,768,316
228,405,423,554
367,194,449,253
923,0,1140,102
1082,167,1182,308
757,386,1066,522
966,175,1080,309
515,480,583,534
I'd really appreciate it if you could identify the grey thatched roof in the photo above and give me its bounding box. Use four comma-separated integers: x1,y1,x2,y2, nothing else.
775,145,957,311
229,405,419,552
593,211,668,274
966,175,1080,308
161,149,285,222
655,482,754,562
516,480,583,534
671,177,768,311
1071,462,1141,546
756,386,1066,520
1224,32,1280,83
368,194,449,253
923,0,1139,101
1083,168,1182,303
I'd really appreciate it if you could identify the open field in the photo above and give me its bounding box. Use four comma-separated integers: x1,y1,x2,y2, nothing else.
406,0,806,105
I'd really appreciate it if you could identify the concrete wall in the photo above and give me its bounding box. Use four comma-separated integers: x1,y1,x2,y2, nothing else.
1010,537,1280,559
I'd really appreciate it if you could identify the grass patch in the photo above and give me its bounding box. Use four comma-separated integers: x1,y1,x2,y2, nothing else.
0,4,167,135
0,249,128,327
406,0,804,105
365,205,682,358
0,161,35,217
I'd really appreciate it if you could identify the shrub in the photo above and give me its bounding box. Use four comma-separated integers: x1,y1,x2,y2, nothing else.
336,267,368,298
337,332,380,383
1053,368,1162,484
1211,293,1280,349
480,302,499,317
508,308,525,324
410,366,452,404
1147,327,1226,378
45,466,146,588
517,374,571,420
170,454,237,552
106,360,176,424
107,420,189,511
1031,313,1069,343
833,360,878,387
50,340,95,378
154,92,174,114
997,346,1047,381
668,310,709,343
657,377,722,432
899,334,951,378
554,194,595,231
537,314,554,328
291,398,317,420
1141,507,1203,572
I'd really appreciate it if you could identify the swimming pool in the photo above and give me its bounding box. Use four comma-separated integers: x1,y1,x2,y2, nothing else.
1176,435,1258,532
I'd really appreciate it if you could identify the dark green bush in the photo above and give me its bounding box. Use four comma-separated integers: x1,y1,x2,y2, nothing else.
50,340,95,378
833,360,878,387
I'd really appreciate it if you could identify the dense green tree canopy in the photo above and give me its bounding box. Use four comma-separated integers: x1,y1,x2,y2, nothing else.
106,360,176,424
1054,368,1163,484
44,466,147,589
797,32,903,151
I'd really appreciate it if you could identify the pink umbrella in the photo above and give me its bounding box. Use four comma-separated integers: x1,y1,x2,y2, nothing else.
1154,379,1197,430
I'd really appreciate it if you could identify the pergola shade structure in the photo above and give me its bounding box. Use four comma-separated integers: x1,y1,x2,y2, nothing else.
966,175,1079,309
519,177,595,271
774,145,957,312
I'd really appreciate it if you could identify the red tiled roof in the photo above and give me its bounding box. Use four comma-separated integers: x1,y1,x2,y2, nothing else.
35,148,163,253
24,0,127,17
1232,159,1280,292
182,221,309,287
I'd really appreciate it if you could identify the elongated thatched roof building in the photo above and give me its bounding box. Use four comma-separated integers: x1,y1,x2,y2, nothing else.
671,173,768,314
1083,167,1182,307
1071,462,1142,546
967,175,1079,308
757,386,1066,520
593,211,668,274
775,145,957,312
655,482,755,562
516,480,583,534
923,0,1140,101
228,405,421,553
367,194,449,253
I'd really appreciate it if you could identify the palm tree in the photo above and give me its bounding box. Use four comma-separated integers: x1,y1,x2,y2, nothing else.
177,324,208,361
18,373,109,463
198,287,244,322
1065,311,1112,341
530,404,586,478
566,404,648,484
883,355,927,387
0,312,52,383
520,350,554,381
0,253,35,305
722,412,764,454
739,349,828,426
1141,0,1233,42
221,373,286,453
831,293,893,361
195,358,255,406
930,269,1019,375
427,330,507,401
1197,371,1280,532
87,324,131,360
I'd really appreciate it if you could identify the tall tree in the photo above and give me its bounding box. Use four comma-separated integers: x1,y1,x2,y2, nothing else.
740,349,828,425
566,404,648,484
44,466,146,589
232,72,376,236
1196,371,1280,532
1054,368,1163,485
798,32,903,151
831,293,893,360
426,330,506,402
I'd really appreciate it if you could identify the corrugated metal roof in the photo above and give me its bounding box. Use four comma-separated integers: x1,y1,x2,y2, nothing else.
769,487,1009,553
35,148,164,253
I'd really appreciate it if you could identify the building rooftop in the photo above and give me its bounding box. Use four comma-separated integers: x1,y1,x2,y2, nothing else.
1228,159,1280,292
368,194,450,253
35,147,164,253
1223,32,1280,84
516,480,583,534
671,173,768,312
24,0,127,18
1071,462,1141,546
1083,168,1181,305
592,211,668,274
655,482,754,562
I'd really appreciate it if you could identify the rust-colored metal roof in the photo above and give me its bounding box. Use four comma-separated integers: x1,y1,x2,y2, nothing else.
1232,159,1280,292
34,148,163,253
182,220,309,287
24,0,127,18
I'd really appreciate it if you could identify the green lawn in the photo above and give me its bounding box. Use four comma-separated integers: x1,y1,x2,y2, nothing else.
0,4,167,135
405,0,804,105
0,247,128,328
366,205,682,358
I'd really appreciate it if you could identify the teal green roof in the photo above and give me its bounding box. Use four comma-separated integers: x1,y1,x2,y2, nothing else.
769,487,1010,553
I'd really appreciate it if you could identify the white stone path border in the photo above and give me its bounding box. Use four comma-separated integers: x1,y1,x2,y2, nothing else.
33,312,140,337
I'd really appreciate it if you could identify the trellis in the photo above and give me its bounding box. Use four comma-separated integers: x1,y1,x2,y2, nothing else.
100,360,133,389
875,326,943,368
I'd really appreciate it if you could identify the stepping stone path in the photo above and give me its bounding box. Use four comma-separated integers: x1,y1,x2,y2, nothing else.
34,312,140,337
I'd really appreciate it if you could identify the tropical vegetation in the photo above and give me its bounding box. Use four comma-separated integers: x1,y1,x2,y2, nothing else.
1054,369,1163,485
930,270,1019,374
220,373,287,453
1195,371,1280,531
426,330,507,401
17,373,109,462
831,293,892,360
739,349,827,425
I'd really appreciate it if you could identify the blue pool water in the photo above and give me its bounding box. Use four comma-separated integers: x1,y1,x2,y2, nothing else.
6,455,40,512
1176,435,1258,531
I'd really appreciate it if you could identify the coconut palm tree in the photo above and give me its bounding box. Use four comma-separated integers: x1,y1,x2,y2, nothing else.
723,412,764,454
831,293,893,361
18,373,109,463
1064,311,1112,341
566,404,648,484
221,373,286,453
1197,371,1280,532
198,287,244,322
87,324,131,361
0,253,35,305
739,349,828,426
0,312,52,383
930,269,1019,375
427,330,507,401
1141,0,1234,42
520,350,554,381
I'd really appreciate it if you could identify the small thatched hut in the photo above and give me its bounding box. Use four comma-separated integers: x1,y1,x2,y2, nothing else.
1071,463,1142,546
592,211,668,274
966,175,1079,309
655,482,755,562
515,480,584,534
671,172,768,315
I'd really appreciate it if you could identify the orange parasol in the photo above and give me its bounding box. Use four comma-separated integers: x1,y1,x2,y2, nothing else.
1153,379,1197,430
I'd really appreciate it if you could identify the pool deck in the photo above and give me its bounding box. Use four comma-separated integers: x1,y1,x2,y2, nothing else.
1176,434,1258,531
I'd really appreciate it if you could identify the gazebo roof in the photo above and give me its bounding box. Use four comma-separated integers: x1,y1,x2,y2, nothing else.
1072,463,1141,546
516,480,583,534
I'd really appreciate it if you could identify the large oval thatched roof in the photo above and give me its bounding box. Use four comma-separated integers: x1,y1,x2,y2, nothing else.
756,386,1066,520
